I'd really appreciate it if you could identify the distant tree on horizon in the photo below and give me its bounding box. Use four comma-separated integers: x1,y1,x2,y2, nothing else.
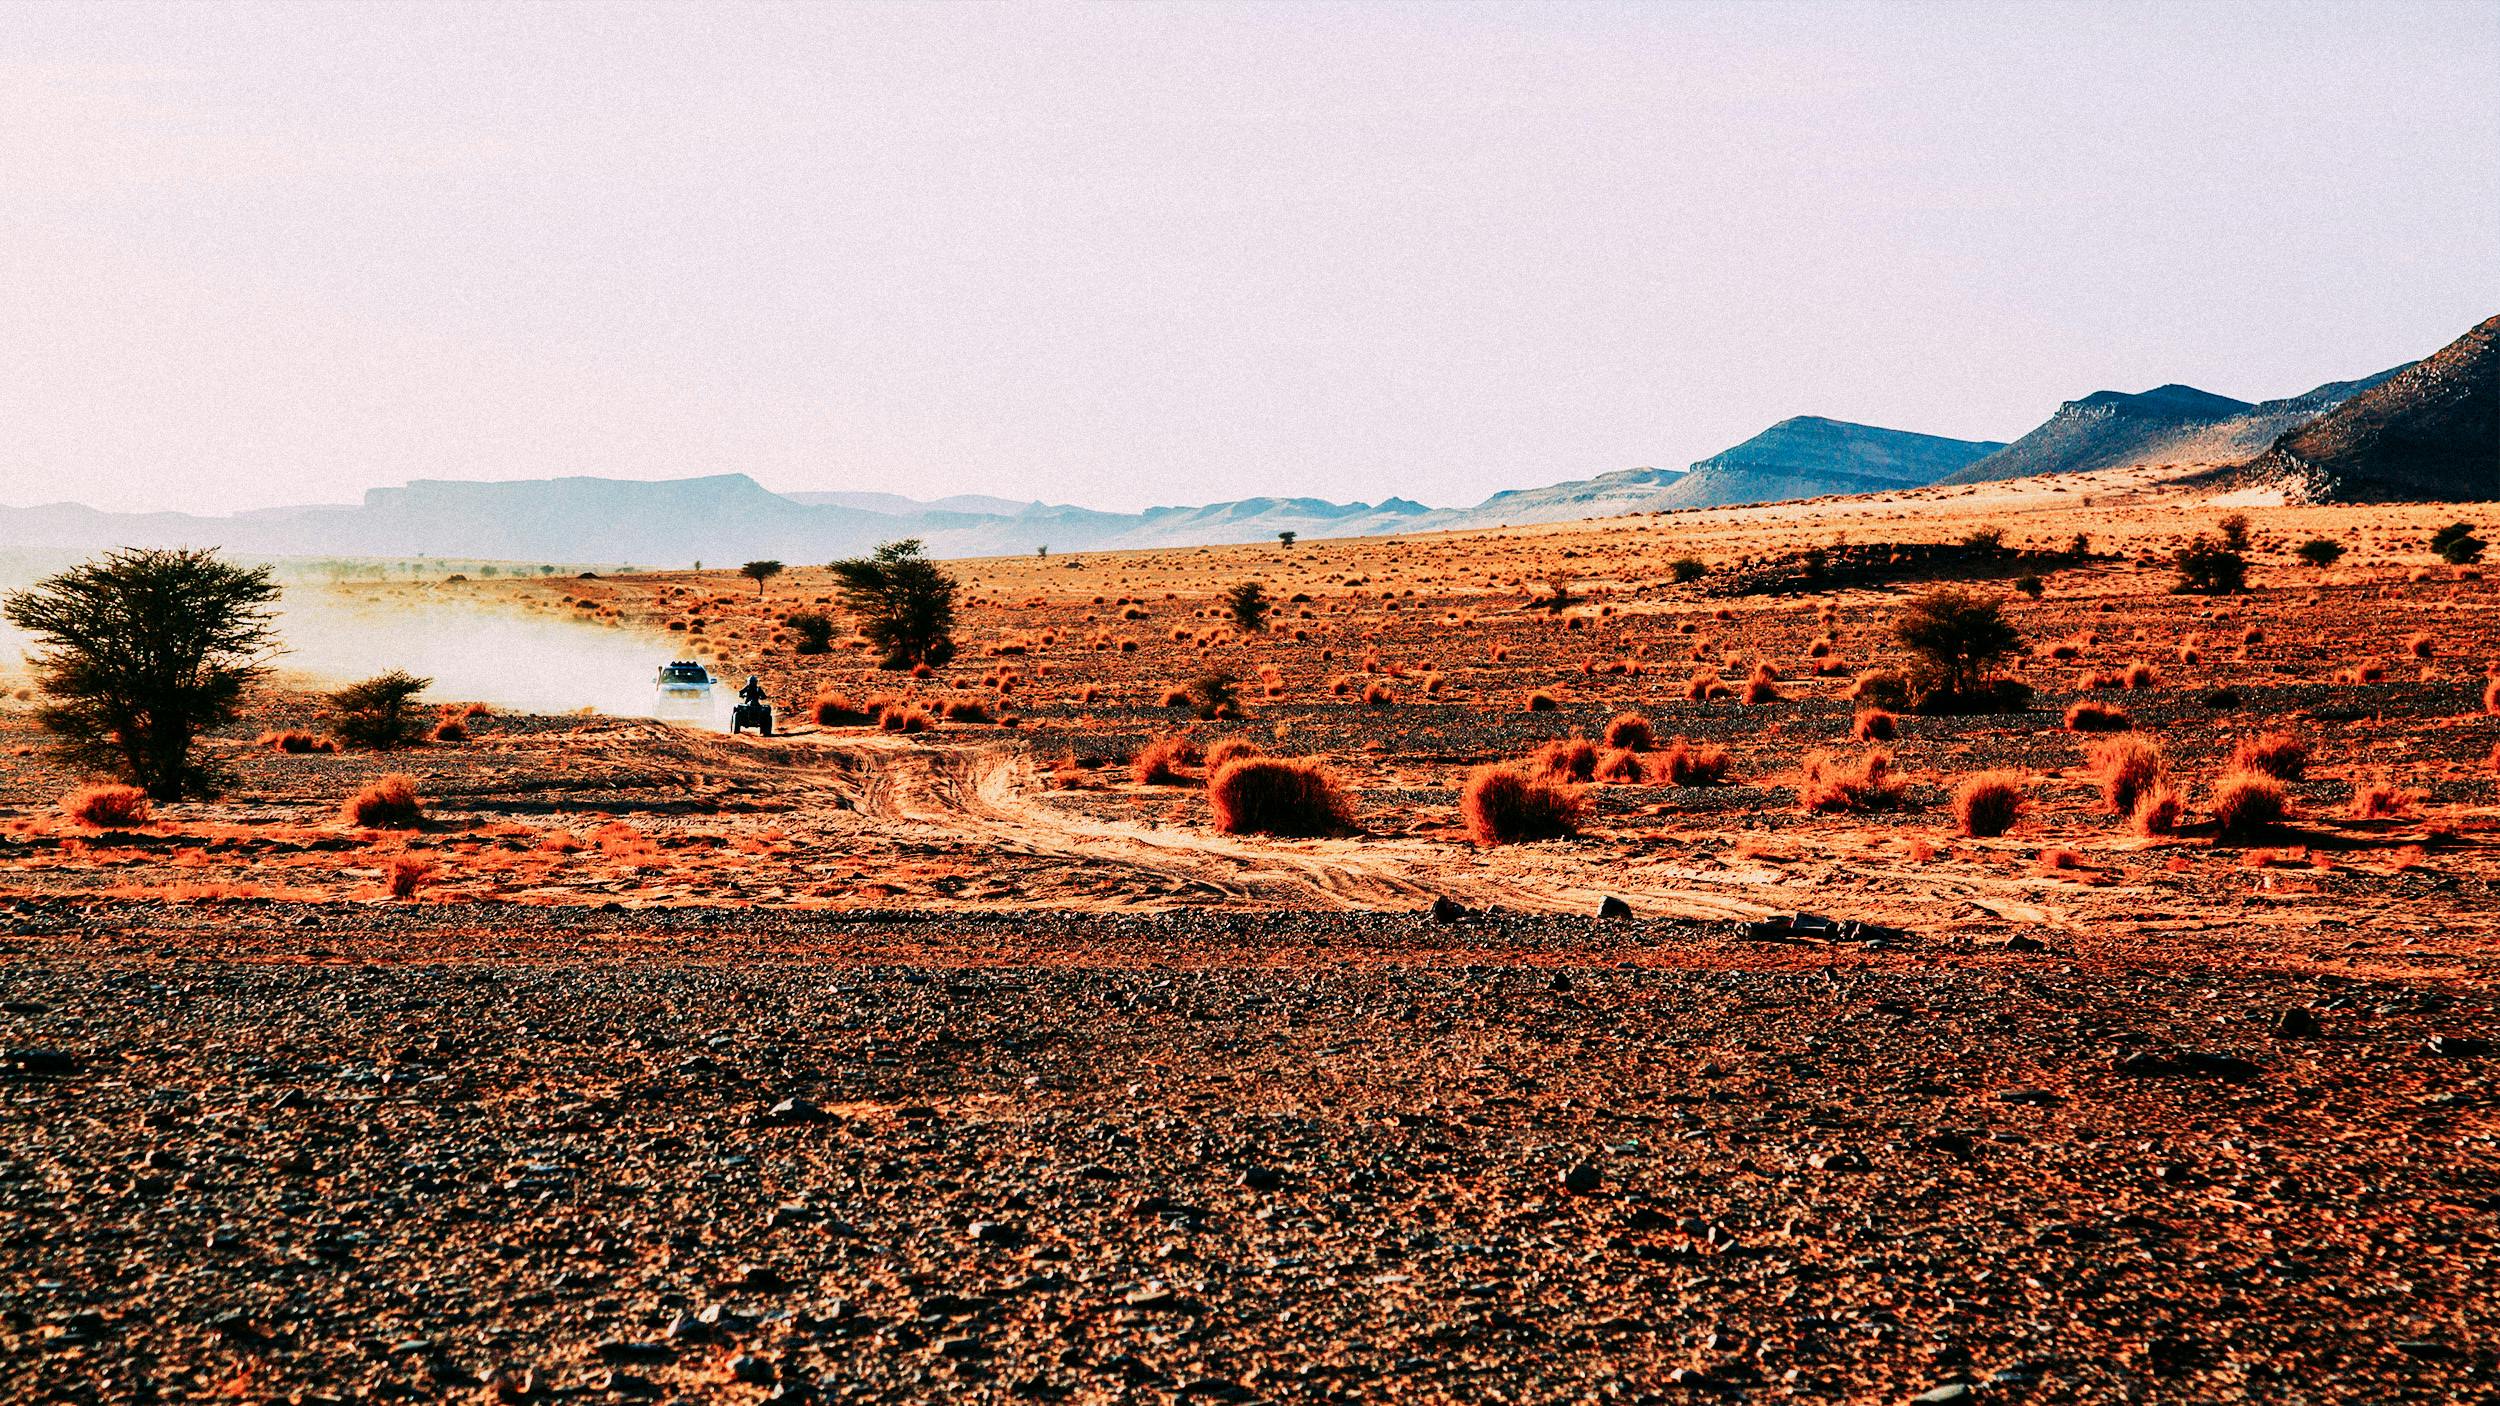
1277,530,1297,548
741,560,785,597
830,540,958,670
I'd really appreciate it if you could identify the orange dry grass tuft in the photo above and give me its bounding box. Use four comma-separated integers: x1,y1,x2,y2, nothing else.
1524,689,1561,712
1658,738,1731,786
1687,670,1732,701
2348,781,2420,820
812,692,874,726
1362,681,1394,707
1593,748,1646,783
384,855,440,900
1131,734,1202,785
1459,764,1586,844
2087,736,2166,817
1952,771,2027,838
1206,757,1355,837
2064,701,2130,732
257,729,336,754
1205,737,1266,771
2210,770,2292,839
2130,784,2184,836
1528,738,1600,783
2229,732,2308,781
1852,708,1898,741
62,784,150,828
1798,749,1909,813
342,774,424,829
1602,712,1655,751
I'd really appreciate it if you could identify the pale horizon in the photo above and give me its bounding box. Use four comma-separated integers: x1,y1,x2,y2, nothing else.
4,0,2495,517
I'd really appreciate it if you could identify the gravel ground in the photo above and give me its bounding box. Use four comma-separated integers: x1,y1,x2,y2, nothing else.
2,904,2494,1405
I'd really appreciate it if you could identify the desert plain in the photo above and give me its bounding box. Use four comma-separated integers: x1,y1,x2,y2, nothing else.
3,471,2496,1404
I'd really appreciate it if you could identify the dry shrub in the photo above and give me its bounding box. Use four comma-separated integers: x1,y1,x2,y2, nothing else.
1687,670,1732,701
2036,847,2085,872
937,696,994,723
2407,632,2434,660
1206,757,1355,837
2229,731,2308,781
1602,713,1655,751
1742,668,1781,704
1362,681,1394,707
878,703,934,733
2045,641,2080,661
2088,736,2166,817
1659,738,1731,786
2121,661,2158,689
1157,685,1192,708
2130,784,2184,836
1849,669,1910,708
2348,782,2420,819
1524,689,1560,712
258,729,336,754
1529,738,1600,782
2064,701,2131,732
1204,737,1266,770
2210,770,2292,838
1952,771,2027,837
62,784,151,828
1460,764,1586,844
812,692,874,726
1131,734,1202,785
1798,748,1909,813
342,774,424,828
384,855,439,900
2483,677,2500,716
1853,708,1898,741
2348,657,2389,684
538,830,584,854
1593,748,1646,783
429,717,469,743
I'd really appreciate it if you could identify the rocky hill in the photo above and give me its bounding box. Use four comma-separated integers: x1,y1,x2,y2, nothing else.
2203,314,2499,502
1934,372,2406,486
1647,416,2004,510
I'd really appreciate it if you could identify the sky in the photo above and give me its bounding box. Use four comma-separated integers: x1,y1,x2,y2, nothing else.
2,0,2495,517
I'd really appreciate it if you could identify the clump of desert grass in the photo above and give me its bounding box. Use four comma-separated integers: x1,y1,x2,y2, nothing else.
2348,781,2421,820
1852,708,1898,741
812,691,876,726
2228,731,2308,781
1686,669,1733,701
1848,669,1910,709
1205,736,1266,770
2209,770,2292,839
62,784,151,828
1524,689,1561,712
383,854,440,900
1460,764,1586,844
1593,748,1646,783
2063,701,2130,732
1657,738,1731,786
258,729,339,754
1952,771,2027,838
1602,713,1655,751
1741,665,1782,704
1528,738,1600,783
1798,748,1909,813
2087,735,2167,817
2129,783,2185,836
1206,757,1355,837
342,774,425,829
1131,734,1202,785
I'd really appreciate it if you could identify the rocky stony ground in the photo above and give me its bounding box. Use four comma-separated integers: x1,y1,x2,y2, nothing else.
1,903,2493,1404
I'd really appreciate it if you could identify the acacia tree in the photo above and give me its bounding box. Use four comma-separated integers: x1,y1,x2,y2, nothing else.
327,669,432,749
2,547,281,798
829,539,958,669
1894,588,2023,706
741,560,785,597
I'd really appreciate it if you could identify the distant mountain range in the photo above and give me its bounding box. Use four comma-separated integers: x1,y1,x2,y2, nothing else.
6,316,2491,563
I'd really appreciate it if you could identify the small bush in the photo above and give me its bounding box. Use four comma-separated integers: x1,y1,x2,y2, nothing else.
2130,784,2184,836
1362,681,1394,708
1529,738,1601,783
1207,757,1355,836
2210,770,2291,838
62,784,151,828
1602,713,1655,751
1670,557,1706,583
1524,689,1560,712
787,611,836,654
383,855,439,900
428,717,468,743
1742,667,1781,704
1658,738,1730,786
258,729,336,754
2349,782,2420,820
1952,771,2027,837
1894,589,2022,702
2173,536,2247,594
1132,735,1203,785
343,774,424,828
1459,764,1585,844
1798,748,1909,813
1853,708,1898,741
1849,670,1910,709
2295,537,2345,568
328,669,433,750
2484,677,2500,716
2121,661,2158,690
2432,521,2485,565
1687,670,1732,701
877,703,933,733
2064,701,2130,732
1205,737,1266,771
1593,748,1646,783
813,692,875,726
2088,736,2166,817
2229,732,2308,781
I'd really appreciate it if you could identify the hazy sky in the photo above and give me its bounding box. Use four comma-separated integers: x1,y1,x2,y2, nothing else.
4,1,2495,516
